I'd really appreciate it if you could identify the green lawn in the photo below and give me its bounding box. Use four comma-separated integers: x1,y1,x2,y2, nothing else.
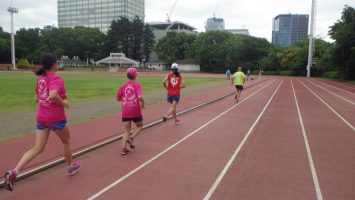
0,72,224,112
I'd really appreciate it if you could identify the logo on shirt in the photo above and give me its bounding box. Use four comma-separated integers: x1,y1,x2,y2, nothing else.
38,79,50,106
170,77,179,88
123,85,138,106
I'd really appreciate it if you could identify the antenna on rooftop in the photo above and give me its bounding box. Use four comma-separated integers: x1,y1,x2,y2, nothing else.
213,3,220,18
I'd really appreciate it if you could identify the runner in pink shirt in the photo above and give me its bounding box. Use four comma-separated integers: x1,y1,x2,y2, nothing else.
3,53,82,191
117,67,145,155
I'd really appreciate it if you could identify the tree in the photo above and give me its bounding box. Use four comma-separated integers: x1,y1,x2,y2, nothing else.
329,5,355,79
142,24,155,62
131,16,144,61
15,28,41,63
106,17,132,56
155,32,197,64
0,27,11,63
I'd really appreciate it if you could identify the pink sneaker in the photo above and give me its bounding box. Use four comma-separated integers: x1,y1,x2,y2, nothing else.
174,118,181,125
121,148,130,155
4,170,17,191
67,160,82,176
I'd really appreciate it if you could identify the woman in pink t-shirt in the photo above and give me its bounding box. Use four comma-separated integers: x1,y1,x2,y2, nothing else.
3,53,81,191
162,63,186,124
117,67,145,155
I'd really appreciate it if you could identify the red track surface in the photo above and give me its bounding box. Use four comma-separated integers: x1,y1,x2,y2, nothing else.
1,77,354,200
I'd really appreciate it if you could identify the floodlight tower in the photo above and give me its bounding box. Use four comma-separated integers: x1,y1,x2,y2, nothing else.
307,0,316,77
8,7,18,70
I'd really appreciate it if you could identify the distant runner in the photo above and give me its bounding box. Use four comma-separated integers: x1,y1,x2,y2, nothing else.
117,67,145,155
231,66,246,103
162,63,186,124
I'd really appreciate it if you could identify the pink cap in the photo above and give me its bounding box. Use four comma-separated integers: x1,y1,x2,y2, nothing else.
127,67,137,77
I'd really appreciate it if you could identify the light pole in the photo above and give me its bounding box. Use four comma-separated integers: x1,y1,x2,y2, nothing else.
307,0,315,77
8,7,18,70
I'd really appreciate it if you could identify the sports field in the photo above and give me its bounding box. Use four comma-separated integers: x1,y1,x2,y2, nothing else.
0,73,354,200
0,72,225,112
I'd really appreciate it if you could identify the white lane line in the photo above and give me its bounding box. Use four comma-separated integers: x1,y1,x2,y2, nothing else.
314,79,355,96
203,80,284,200
291,80,323,200
299,80,355,131
306,79,355,106
87,79,277,200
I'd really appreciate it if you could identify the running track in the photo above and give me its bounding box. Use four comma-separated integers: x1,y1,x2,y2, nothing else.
1,77,354,200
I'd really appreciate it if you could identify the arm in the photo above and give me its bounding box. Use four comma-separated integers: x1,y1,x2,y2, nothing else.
139,96,145,109
231,76,235,85
180,79,186,88
49,90,69,109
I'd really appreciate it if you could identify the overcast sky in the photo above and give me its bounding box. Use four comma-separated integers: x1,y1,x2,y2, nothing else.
0,0,353,42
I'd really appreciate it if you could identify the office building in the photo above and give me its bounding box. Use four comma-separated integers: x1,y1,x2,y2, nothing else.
58,0,144,33
272,14,309,47
205,17,225,32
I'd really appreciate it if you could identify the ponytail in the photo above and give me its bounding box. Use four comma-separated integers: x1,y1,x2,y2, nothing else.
34,53,57,76
35,67,46,76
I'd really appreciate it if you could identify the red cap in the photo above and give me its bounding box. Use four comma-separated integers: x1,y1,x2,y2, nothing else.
127,67,137,78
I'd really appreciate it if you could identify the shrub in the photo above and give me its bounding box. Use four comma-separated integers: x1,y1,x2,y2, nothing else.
16,58,31,69
279,71,294,76
322,71,340,79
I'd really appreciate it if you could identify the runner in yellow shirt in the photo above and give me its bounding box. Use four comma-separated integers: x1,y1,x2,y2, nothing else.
231,67,246,103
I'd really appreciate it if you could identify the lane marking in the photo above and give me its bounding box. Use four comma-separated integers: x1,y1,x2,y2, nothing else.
299,80,355,131
306,79,355,106
291,80,323,200
314,79,355,96
87,80,278,200
203,80,283,200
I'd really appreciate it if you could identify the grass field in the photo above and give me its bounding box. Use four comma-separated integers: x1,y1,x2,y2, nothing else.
0,72,225,112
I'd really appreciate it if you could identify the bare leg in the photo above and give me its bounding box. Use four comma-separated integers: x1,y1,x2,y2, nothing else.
165,101,178,120
131,121,143,139
122,121,131,149
15,129,50,171
236,90,242,101
55,126,72,166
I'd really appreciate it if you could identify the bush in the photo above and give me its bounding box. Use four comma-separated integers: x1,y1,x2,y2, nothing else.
279,71,294,76
322,71,340,79
16,58,31,69
262,70,280,75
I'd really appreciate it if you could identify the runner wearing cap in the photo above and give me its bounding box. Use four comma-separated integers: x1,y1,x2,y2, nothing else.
117,67,145,155
162,63,186,124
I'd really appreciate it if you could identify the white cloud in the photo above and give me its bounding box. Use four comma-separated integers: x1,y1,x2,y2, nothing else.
0,0,353,42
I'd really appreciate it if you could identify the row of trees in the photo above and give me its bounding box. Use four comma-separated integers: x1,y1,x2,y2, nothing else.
154,6,354,79
0,16,155,65
0,6,353,79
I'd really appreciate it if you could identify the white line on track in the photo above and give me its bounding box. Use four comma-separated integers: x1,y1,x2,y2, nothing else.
87,79,277,200
291,80,323,200
306,79,355,106
203,80,283,200
314,79,355,96
299,80,355,131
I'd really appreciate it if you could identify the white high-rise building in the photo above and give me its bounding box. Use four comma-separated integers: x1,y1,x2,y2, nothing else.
58,0,145,33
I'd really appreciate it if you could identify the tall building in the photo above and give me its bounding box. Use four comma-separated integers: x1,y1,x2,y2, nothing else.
205,17,225,32
58,0,144,33
272,14,309,47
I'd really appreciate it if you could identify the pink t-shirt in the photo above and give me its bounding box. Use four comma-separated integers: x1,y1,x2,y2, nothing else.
117,80,142,118
35,72,67,122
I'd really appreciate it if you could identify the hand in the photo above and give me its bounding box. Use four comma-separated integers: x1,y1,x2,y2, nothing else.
63,100,70,109
141,103,145,109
